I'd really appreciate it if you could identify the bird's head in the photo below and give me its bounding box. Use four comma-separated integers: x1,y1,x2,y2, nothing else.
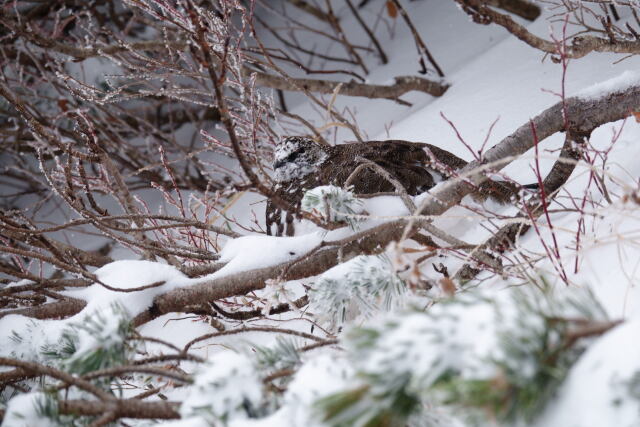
273,136,329,182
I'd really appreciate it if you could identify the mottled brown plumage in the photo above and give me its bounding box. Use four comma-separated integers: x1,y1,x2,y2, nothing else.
266,138,523,236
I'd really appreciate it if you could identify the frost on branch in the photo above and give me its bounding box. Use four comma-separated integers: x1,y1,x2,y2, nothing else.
301,185,363,229
309,255,406,329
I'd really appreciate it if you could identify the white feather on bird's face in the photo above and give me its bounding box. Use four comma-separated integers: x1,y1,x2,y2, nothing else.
273,137,329,183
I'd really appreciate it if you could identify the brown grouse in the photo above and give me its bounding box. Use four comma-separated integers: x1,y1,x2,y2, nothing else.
266,137,525,236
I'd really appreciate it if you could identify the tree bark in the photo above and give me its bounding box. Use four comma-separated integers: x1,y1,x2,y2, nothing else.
58,399,180,420
484,0,540,21
248,71,449,100
455,0,640,59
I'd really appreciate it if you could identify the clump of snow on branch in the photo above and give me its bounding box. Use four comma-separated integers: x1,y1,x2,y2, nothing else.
41,303,133,375
309,255,406,328
0,260,189,365
576,69,640,100
242,354,356,427
210,233,324,279
301,185,364,229
537,317,640,426
179,351,264,424
68,260,189,315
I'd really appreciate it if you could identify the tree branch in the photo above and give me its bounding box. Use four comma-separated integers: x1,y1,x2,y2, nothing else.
455,0,640,59
58,399,180,420
483,0,540,21
412,83,640,221
133,220,408,325
247,70,449,100
0,298,86,320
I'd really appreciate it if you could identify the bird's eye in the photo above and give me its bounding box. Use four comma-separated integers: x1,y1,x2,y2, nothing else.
286,151,300,162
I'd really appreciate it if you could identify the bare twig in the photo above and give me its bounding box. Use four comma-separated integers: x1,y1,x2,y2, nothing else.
392,0,445,76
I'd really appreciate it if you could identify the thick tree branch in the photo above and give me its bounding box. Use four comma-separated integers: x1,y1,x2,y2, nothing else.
0,298,86,320
454,130,589,280
412,84,640,221
58,399,180,420
133,220,409,325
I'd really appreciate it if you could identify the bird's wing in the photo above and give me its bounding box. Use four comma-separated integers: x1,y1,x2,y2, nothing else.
329,141,439,195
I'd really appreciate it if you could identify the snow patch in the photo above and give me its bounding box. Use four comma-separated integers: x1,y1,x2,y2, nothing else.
1,392,57,427
576,70,640,100
180,351,263,422
535,317,640,427
208,233,324,279
63,260,190,316
0,260,192,365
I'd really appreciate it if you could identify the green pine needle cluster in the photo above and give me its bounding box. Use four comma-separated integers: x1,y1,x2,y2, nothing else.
435,280,608,423
310,255,406,327
41,303,134,377
315,277,609,426
254,337,301,371
301,185,363,229
316,381,419,427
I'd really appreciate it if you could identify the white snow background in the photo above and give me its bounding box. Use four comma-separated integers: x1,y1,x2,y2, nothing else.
2,1,640,426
